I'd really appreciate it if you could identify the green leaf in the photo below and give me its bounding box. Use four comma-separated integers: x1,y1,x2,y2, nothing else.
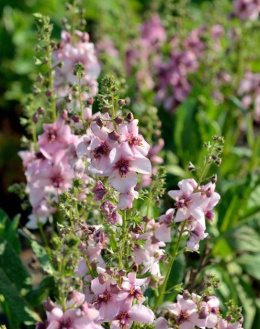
31,241,55,275
0,236,31,294
0,209,21,253
225,226,260,253
237,254,260,280
0,269,40,324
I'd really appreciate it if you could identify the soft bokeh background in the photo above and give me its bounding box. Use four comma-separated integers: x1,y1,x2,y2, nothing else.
1,0,260,328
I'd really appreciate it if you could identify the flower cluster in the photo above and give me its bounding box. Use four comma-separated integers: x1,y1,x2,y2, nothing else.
52,30,100,105
124,15,224,112
166,178,220,251
162,291,244,329
74,113,151,210
233,0,260,21
238,69,260,123
19,116,79,229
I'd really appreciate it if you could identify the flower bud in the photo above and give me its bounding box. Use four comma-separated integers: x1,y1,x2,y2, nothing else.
45,90,52,97
106,267,113,275
142,216,150,223
108,131,120,141
43,300,55,312
93,181,106,201
199,308,209,319
98,273,107,285
32,113,38,124
37,107,44,115
118,269,126,276
118,99,125,107
61,109,68,120
115,116,124,125
87,98,94,105
182,290,190,300
72,115,80,123
133,263,139,272
110,284,121,294
36,322,46,329
96,118,103,128
126,112,134,122
211,174,217,183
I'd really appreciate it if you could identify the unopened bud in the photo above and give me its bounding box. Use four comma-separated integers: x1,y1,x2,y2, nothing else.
96,118,103,127
108,131,120,141
61,109,68,120
118,99,125,107
225,315,232,322
32,113,38,124
199,308,209,319
211,174,217,183
125,97,131,105
126,112,134,122
98,273,107,285
183,290,190,300
87,98,94,105
115,117,124,125
45,90,52,97
72,115,80,123
133,263,139,272
37,107,44,115
43,300,55,312
142,216,150,223
110,284,121,294
106,267,113,275
118,269,126,277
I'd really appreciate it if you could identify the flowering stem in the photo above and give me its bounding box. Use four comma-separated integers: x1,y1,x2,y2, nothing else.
78,77,87,131
119,210,128,269
153,220,187,311
46,40,56,121
37,218,52,260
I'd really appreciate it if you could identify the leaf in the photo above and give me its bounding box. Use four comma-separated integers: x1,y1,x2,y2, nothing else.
26,276,56,307
225,226,260,253
0,269,40,324
0,236,31,294
237,254,260,280
0,209,21,253
31,241,55,275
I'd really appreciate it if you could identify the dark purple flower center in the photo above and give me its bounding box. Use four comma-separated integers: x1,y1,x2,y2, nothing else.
176,195,191,209
93,142,110,159
98,290,111,304
129,287,143,300
115,158,130,177
52,176,64,188
178,311,189,324
116,312,130,329
60,317,73,329
47,129,57,142
128,135,142,147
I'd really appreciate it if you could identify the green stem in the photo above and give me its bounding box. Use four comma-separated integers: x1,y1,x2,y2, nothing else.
46,40,56,121
153,220,186,311
78,77,87,131
37,218,52,260
118,210,127,269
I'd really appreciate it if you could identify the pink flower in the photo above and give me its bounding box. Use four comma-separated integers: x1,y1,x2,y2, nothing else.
165,294,197,329
53,30,100,100
107,142,151,193
111,304,154,329
168,179,207,222
117,119,150,156
233,0,260,21
118,188,139,210
218,318,244,329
